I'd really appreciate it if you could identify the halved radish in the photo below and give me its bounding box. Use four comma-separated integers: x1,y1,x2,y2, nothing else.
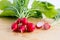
36,22,44,29
43,23,51,30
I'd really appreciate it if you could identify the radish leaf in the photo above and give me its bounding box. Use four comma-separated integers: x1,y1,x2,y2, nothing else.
31,1,57,18
0,0,12,10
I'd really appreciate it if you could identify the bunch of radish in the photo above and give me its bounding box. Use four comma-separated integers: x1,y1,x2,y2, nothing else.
11,18,51,33
11,18,35,32
10,0,51,33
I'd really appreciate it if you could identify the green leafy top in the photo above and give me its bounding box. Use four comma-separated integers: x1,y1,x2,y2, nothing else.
54,9,60,20
0,0,58,19
31,1,57,18
0,0,12,10
0,0,30,18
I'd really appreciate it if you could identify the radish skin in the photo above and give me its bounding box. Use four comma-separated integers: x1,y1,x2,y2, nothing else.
11,23,18,31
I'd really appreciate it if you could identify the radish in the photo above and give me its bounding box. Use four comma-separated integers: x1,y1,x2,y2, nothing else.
27,23,35,32
43,23,51,30
11,22,18,31
36,22,44,29
16,18,21,24
18,25,26,32
21,18,28,25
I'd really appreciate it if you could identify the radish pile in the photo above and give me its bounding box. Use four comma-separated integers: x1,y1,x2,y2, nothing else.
11,18,51,33
11,18,35,32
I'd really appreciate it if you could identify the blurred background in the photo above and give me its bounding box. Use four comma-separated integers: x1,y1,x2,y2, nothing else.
9,0,60,9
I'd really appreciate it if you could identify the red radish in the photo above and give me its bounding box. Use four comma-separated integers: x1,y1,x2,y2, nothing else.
36,22,44,29
18,25,26,32
43,23,51,30
21,18,28,25
16,18,21,24
27,23,35,32
11,22,18,31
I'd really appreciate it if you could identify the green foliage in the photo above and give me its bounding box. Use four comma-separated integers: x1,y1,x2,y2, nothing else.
28,10,42,18
0,0,29,17
0,0,12,10
31,1,57,18
0,10,15,16
0,0,15,16
54,9,60,20
0,0,58,19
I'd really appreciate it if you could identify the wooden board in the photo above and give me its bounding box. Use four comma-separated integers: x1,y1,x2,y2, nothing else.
0,17,60,40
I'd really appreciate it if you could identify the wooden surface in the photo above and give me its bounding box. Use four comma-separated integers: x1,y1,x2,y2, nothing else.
0,17,60,40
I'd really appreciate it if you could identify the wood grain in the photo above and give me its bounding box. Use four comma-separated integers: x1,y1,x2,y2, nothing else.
0,17,60,40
